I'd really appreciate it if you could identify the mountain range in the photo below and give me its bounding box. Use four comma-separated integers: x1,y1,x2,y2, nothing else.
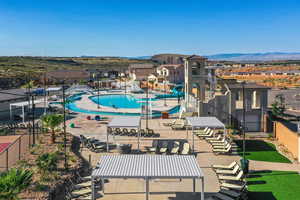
130,52,300,61
206,52,300,61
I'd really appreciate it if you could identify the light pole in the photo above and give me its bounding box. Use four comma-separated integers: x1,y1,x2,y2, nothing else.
163,71,167,106
146,81,149,130
43,69,47,115
239,80,248,174
62,81,68,170
31,94,36,146
97,74,100,109
124,73,127,95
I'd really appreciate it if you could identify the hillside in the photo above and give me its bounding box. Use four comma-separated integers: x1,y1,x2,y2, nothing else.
0,56,153,79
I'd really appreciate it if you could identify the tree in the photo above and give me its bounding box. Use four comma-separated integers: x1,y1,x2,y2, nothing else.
271,94,286,118
0,168,33,200
21,80,35,90
41,114,63,143
36,153,58,180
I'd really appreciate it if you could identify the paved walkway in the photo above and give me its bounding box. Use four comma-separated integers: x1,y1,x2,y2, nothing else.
67,115,242,200
66,114,300,199
250,160,300,172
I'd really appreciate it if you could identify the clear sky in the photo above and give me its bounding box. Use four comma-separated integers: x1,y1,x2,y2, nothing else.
0,0,299,57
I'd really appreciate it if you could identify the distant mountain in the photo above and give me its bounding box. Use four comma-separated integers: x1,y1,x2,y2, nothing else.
127,56,152,60
206,52,300,61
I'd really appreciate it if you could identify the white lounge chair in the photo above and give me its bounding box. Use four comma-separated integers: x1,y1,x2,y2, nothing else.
213,145,232,154
181,143,190,155
197,130,214,138
212,141,230,149
216,165,240,175
210,137,226,144
195,128,212,136
71,188,92,197
170,141,180,154
212,161,238,170
220,189,241,198
218,170,244,182
193,127,209,134
206,135,221,142
212,192,235,200
171,119,185,130
220,182,246,191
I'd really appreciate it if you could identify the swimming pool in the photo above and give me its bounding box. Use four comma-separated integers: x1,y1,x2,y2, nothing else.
90,94,153,109
64,93,180,117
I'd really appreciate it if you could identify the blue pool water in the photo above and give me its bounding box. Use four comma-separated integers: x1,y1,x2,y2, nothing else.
90,94,152,109
63,93,180,117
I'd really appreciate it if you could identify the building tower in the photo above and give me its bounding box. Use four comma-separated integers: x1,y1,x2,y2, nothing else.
184,55,207,115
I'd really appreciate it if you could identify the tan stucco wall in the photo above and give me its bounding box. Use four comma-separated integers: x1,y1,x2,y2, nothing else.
275,121,299,160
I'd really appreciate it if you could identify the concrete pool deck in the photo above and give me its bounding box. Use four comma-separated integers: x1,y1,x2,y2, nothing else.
67,115,241,200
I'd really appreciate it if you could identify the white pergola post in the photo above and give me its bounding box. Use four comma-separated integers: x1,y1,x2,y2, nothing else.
91,176,95,200
201,177,205,200
22,105,25,123
145,178,149,200
192,126,195,153
186,125,188,139
10,105,12,120
138,119,141,151
193,178,196,193
106,127,109,152
102,178,105,194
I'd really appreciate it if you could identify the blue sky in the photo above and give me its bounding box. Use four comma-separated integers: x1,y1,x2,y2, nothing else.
0,0,299,57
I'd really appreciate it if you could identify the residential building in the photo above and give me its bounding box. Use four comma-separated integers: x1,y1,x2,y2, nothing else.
156,64,184,84
227,83,270,132
44,69,91,84
128,63,156,81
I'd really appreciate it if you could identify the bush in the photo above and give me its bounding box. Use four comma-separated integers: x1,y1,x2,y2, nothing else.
0,168,33,200
36,152,58,180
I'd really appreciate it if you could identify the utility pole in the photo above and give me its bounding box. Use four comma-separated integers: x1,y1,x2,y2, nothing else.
164,72,167,106
125,73,127,95
43,71,47,115
241,81,249,174
62,81,68,170
31,95,35,145
97,75,100,109
146,82,149,130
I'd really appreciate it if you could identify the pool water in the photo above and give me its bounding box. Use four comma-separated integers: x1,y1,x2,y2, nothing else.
90,94,150,109
65,93,180,117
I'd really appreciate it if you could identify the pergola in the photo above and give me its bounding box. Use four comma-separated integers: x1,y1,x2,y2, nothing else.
91,155,204,200
9,99,43,122
106,116,141,152
186,117,226,152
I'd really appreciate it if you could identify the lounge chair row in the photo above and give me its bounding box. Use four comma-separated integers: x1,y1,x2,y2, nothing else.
145,139,191,155
107,127,160,137
195,128,232,155
207,161,247,200
80,135,106,152
65,171,100,200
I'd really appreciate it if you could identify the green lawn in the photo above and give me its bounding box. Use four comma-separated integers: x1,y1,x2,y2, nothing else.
247,171,300,200
235,140,291,163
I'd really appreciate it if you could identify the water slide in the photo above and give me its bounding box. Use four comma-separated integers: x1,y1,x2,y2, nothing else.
155,85,184,99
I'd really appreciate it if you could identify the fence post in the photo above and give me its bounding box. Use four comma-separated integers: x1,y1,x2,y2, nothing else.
6,149,8,171
19,137,21,160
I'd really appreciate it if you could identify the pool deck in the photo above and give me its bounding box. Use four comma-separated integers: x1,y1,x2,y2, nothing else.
67,115,241,200
74,94,180,114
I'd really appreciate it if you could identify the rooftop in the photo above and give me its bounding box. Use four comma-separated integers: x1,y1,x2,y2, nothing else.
227,82,270,89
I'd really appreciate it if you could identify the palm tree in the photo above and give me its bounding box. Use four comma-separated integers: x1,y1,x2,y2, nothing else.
41,114,64,143
0,168,33,200
21,80,35,90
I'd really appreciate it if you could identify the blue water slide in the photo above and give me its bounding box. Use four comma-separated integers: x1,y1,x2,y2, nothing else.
155,84,184,99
